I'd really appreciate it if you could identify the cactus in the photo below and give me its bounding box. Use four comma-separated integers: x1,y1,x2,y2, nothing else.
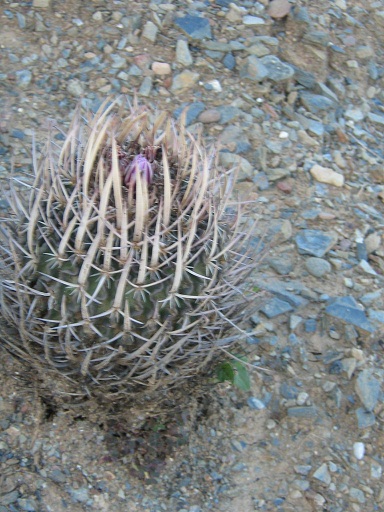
0,98,260,403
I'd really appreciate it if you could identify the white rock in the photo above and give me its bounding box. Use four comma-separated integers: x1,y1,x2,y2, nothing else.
365,232,381,254
353,442,365,460
359,259,377,275
310,164,344,187
243,15,265,25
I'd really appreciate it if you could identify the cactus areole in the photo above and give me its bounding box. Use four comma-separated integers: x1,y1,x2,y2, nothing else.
0,98,258,400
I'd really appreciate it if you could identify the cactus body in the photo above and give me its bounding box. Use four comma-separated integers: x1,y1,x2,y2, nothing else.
0,99,258,399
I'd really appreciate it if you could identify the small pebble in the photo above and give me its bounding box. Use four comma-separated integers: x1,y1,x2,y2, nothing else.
353,442,365,460
310,164,344,187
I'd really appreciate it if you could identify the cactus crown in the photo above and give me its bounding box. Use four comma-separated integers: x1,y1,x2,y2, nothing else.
0,98,258,400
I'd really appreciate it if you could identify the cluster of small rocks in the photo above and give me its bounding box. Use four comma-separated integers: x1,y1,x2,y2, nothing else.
1,0,384,511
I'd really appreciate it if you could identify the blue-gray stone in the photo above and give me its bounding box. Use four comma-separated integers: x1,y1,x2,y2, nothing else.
269,255,294,275
138,76,152,97
247,397,266,410
305,257,331,278
174,102,206,125
349,488,366,504
368,112,384,126
1,490,19,505
313,463,331,484
17,498,37,511
15,69,32,88
174,15,212,40
69,487,89,504
280,383,299,399
260,297,293,318
239,55,268,81
296,229,337,257
360,290,382,306
253,172,270,190
325,296,375,333
128,64,142,76
223,52,236,70
255,279,308,309
260,55,294,82
11,130,26,140
300,92,336,114
216,105,241,124
296,113,324,136
356,407,376,428
356,241,368,261
301,208,321,220
17,12,26,29
292,65,316,89
355,369,381,411
305,318,317,332
369,310,384,323
287,406,318,418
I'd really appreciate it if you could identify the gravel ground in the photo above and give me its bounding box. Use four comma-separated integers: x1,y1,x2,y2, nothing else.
1,0,384,511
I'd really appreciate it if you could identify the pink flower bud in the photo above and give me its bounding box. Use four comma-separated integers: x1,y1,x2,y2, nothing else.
123,154,153,187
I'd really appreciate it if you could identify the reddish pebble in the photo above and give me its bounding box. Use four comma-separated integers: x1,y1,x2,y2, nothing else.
198,109,221,123
134,54,151,69
268,0,291,19
277,180,292,194
152,62,171,75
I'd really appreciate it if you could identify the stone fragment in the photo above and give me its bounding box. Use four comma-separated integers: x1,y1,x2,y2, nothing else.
349,487,366,504
310,164,344,187
176,39,193,66
353,442,365,460
269,255,294,275
138,76,153,97
174,15,211,40
247,397,266,410
368,112,384,126
359,260,377,275
151,62,171,75
171,70,199,91
15,69,32,88
305,257,331,278
198,109,221,123
300,93,336,114
325,296,375,333
33,0,50,6
287,406,318,418
356,407,375,428
218,153,253,179
355,369,381,412
277,180,292,194
365,233,381,255
243,16,265,25
260,297,293,318
297,130,320,147
296,230,337,257
142,21,158,43
345,108,365,122
268,0,291,19
240,55,268,81
313,463,331,485
260,55,294,82
67,79,83,97
356,46,374,59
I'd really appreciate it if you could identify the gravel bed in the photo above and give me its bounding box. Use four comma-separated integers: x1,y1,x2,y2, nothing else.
1,1,384,511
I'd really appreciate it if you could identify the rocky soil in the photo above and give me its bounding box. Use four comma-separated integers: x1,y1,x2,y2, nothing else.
1,0,384,511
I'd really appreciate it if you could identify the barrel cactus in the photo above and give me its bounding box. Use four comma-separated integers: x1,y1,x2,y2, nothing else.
0,98,260,406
